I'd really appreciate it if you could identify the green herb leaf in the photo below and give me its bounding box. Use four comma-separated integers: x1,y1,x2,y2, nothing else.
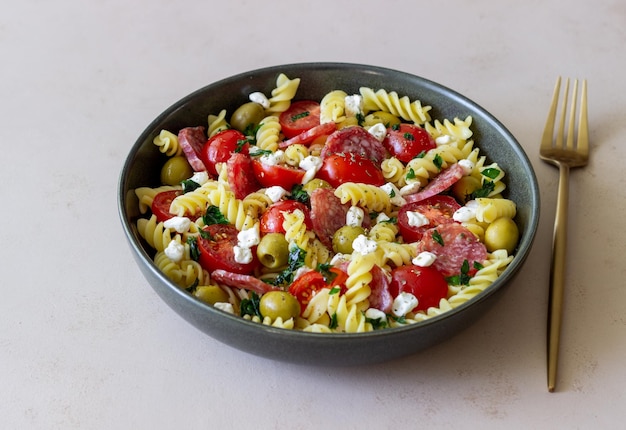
403,132,415,141
469,180,495,199
290,183,310,205
240,292,262,319
181,179,201,194
481,167,501,180
406,167,416,180
274,245,307,286
381,216,397,224
432,230,444,246
316,263,337,283
291,111,310,121
187,236,201,261
414,150,426,159
329,312,338,329
203,205,229,226
433,154,443,170
366,315,388,330
391,123,401,131
249,148,273,157
329,286,341,295
447,259,471,286
356,112,365,126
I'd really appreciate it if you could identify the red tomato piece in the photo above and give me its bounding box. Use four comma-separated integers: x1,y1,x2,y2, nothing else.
389,265,448,312
316,153,385,188
260,200,313,234
251,159,305,190
279,121,336,148
201,129,248,176
197,224,259,275
397,195,461,243
288,267,348,312
279,100,321,138
383,124,436,163
151,190,181,222
227,153,261,200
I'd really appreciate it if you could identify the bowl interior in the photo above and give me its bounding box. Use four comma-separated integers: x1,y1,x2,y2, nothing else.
119,62,540,365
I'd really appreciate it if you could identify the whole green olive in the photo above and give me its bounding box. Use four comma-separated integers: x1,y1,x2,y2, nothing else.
194,285,230,305
484,217,519,253
362,111,401,128
230,102,265,133
259,291,301,321
332,225,366,254
302,178,332,194
452,175,481,203
160,156,193,185
256,233,289,269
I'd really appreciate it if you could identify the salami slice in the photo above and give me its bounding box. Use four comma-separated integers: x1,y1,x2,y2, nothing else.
226,153,261,200
405,163,464,203
177,126,208,172
309,187,350,249
320,126,388,165
418,223,487,278
368,265,393,313
211,269,279,295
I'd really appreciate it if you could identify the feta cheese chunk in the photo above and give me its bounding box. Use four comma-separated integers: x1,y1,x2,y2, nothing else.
164,240,185,263
458,159,475,175
365,308,387,323
237,224,261,248
392,292,419,317
412,251,437,267
233,245,253,264
190,171,209,186
406,211,429,228
367,123,387,142
163,216,191,234
299,155,322,184
265,185,289,203
435,135,451,145
381,182,406,206
214,302,235,314
352,234,378,255
260,150,284,166
249,91,270,109
344,94,364,117
346,206,365,227
399,182,421,196
453,200,479,222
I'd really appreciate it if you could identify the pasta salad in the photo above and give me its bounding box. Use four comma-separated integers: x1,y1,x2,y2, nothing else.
134,73,519,333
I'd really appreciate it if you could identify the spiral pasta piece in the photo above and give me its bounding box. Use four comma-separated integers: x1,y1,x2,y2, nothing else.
207,109,229,138
152,130,182,157
265,73,300,114
474,198,517,223
320,89,347,124
334,183,391,213
359,87,432,124
344,251,379,308
137,215,174,252
255,115,281,151
330,294,373,333
368,221,398,242
169,181,219,218
424,116,473,143
206,184,257,230
381,157,406,188
283,143,309,167
377,241,417,268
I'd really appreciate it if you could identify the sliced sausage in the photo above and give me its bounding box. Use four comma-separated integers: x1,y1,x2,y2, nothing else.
177,126,208,172
309,187,350,249
320,126,388,165
405,163,464,203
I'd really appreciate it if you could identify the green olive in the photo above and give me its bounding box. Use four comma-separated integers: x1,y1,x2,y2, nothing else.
194,285,230,305
259,291,301,321
160,156,193,185
452,176,482,203
362,111,401,128
230,102,265,132
256,233,290,269
332,225,366,254
302,178,332,194
484,217,519,253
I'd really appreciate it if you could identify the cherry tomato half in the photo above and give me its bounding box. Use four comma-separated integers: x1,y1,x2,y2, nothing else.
279,121,336,148
197,224,259,275
397,195,461,243
279,100,321,139
288,267,348,312
251,159,306,190
201,129,249,176
383,124,436,163
260,200,313,234
151,190,181,222
389,265,448,312
316,153,385,188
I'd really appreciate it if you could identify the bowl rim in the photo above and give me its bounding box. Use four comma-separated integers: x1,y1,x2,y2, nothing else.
118,61,540,340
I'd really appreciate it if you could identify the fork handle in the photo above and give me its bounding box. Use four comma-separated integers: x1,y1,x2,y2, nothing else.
547,163,570,392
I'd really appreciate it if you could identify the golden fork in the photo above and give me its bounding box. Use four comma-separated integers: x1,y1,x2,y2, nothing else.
540,77,589,392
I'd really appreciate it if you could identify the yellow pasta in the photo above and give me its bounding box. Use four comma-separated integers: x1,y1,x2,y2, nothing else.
207,109,229,137
265,73,300,114
359,87,432,124
152,130,182,157
474,198,517,223
255,115,281,152
320,89,347,124
334,182,392,213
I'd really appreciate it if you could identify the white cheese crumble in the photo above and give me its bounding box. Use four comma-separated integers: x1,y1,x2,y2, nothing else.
299,155,322,184
346,206,365,227
237,224,260,248
265,185,289,203
367,123,387,142
190,171,209,185
249,91,270,109
453,200,479,223
381,182,406,206
352,234,378,255
365,308,387,323
330,252,349,265
260,150,284,166
412,251,437,267
344,94,363,117
233,245,253,264
392,292,419,317
399,182,421,196
458,159,475,175
214,302,235,314
164,240,185,263
163,216,191,234
375,212,391,223
406,211,429,228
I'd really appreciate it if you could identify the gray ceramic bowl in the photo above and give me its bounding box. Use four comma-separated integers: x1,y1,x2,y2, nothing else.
118,63,539,366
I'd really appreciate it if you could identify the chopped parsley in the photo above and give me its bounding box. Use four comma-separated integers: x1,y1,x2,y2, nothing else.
316,263,337,283
272,245,307,286
469,180,496,199
481,167,501,180
403,132,415,141
187,236,201,261
291,111,310,121
329,312,339,329
289,183,310,205
356,112,365,126
391,123,401,131
366,315,388,330
203,205,229,226
249,148,273,157
406,167,416,180
433,154,443,170
414,150,426,159
432,229,444,246
329,286,341,295
447,260,471,286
